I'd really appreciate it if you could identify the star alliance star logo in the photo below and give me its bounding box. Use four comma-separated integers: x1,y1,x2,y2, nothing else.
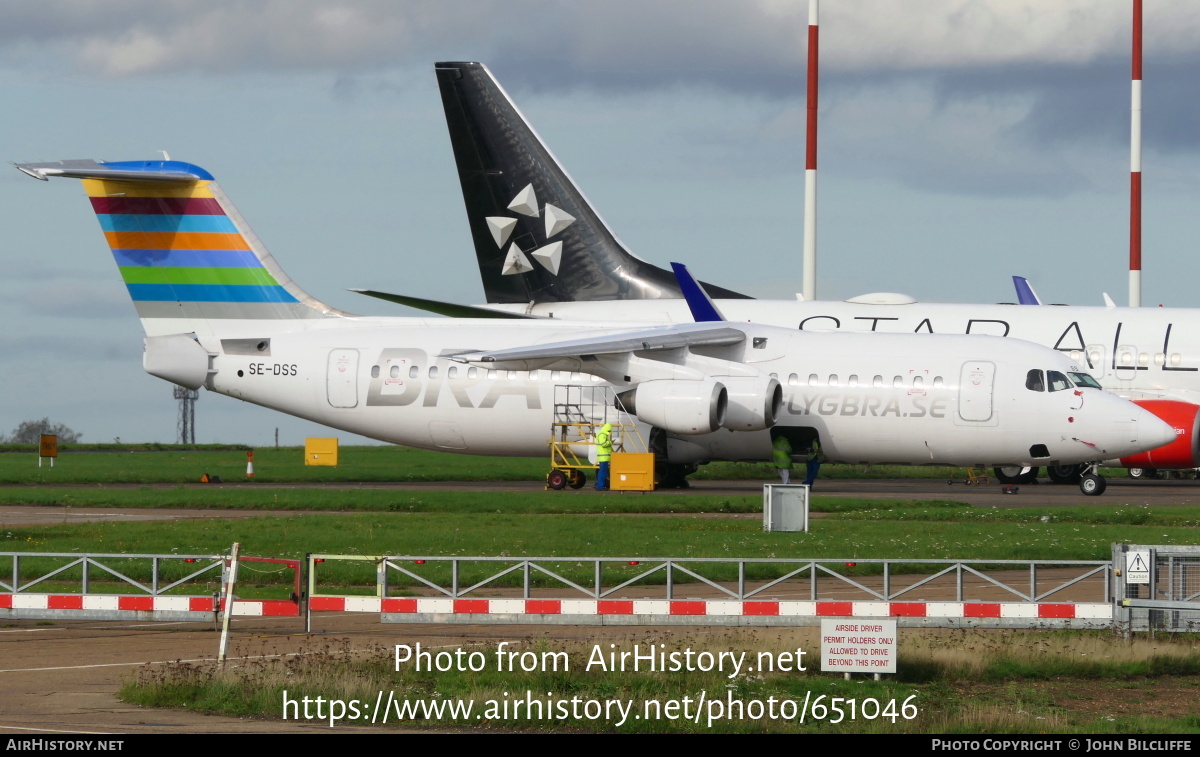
485,184,575,277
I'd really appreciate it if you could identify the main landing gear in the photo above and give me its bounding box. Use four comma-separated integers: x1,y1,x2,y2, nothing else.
993,466,1038,485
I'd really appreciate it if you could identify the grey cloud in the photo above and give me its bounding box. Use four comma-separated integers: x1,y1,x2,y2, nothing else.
4,1,1194,85
0,333,138,361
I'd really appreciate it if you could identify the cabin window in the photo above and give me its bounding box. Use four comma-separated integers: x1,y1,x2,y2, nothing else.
571,372,582,381
1047,370,1071,392
1069,350,1084,362
591,374,602,382
487,370,497,380
933,376,944,388
428,366,438,379
1025,369,1045,392
1138,352,1149,367
1171,354,1183,366
808,374,819,386
848,375,859,387
873,375,883,387
788,373,799,386
1120,352,1134,366
409,366,419,379
390,365,401,379
529,370,539,380
371,365,380,378
828,375,839,387
448,366,458,379
507,371,518,380
552,371,563,381
1155,353,1166,366
893,376,903,388
913,376,924,388
468,367,478,379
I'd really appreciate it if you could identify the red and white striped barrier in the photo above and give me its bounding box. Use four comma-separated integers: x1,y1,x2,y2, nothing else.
0,593,298,618
309,596,1111,625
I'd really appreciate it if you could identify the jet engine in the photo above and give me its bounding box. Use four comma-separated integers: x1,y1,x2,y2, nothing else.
719,376,783,431
1119,399,1200,469
618,379,727,435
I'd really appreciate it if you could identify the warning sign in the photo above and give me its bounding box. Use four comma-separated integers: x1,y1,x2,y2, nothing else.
820,619,897,674
1126,550,1152,585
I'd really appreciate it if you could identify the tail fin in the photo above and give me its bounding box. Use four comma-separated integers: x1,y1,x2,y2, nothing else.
1012,276,1042,305
14,159,347,337
435,62,749,305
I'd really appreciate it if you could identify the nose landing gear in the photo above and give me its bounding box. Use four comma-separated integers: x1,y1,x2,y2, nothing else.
1079,463,1107,496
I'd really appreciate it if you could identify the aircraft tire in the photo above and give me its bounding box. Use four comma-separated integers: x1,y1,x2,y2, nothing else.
547,470,568,490
994,466,1037,485
1079,474,1107,496
568,470,586,489
1128,468,1157,480
1047,464,1084,484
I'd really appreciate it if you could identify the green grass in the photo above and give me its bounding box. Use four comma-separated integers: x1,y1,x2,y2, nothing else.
9,510,1195,562
5,508,1195,598
118,630,1200,733
2,444,1100,485
0,485,958,515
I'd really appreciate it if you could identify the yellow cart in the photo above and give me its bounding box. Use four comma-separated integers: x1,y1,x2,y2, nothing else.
546,385,647,490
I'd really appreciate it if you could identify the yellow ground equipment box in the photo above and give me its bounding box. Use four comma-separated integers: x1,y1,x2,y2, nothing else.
610,453,656,492
305,437,339,466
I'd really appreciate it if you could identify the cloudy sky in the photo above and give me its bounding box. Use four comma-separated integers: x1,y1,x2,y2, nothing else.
2,1,1198,445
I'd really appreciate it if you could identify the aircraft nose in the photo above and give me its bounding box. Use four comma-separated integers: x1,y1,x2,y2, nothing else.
1136,404,1179,450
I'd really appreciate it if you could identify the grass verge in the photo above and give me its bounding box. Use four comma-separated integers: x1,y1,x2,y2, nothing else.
119,629,1200,733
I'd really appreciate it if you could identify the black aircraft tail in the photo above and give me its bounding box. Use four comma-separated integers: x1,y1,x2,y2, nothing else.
435,61,749,305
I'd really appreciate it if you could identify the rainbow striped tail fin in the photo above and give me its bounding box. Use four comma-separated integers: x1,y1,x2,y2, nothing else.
15,159,347,337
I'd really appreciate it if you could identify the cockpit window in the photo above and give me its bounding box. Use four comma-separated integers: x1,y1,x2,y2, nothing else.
1047,370,1072,392
1068,372,1103,389
1025,369,1045,392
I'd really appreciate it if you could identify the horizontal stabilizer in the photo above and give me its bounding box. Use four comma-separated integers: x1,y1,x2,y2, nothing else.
349,289,537,319
14,159,212,183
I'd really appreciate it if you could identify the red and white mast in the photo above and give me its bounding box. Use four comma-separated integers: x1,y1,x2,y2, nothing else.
802,0,819,301
1129,0,1143,307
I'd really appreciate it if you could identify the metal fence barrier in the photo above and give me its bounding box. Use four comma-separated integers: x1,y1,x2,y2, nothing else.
306,554,1115,629
0,551,301,620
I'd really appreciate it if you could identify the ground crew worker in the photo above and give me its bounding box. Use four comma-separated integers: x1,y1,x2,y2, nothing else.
803,438,823,487
772,434,793,484
595,423,613,491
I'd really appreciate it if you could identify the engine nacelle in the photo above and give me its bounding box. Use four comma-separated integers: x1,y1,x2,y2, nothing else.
618,379,727,435
719,376,783,431
1119,399,1200,469
144,334,211,390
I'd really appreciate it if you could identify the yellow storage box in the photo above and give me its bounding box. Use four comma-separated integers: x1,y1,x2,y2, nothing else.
304,437,339,466
610,453,655,492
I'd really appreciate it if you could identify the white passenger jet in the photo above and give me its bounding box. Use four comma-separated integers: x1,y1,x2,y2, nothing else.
429,61,1200,486
14,158,1172,495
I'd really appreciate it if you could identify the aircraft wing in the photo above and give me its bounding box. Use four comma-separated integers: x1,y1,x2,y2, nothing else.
446,323,746,364
350,289,538,319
